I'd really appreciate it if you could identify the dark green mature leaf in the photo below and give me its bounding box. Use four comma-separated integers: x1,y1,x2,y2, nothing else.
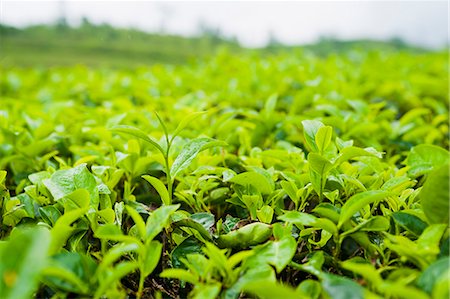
172,218,213,241
44,252,97,294
171,236,203,269
406,145,450,177
392,211,428,236
170,138,226,179
417,257,450,294
0,227,50,299
419,164,450,224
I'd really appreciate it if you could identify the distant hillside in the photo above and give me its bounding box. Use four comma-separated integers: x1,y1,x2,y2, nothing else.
0,23,242,68
0,23,429,68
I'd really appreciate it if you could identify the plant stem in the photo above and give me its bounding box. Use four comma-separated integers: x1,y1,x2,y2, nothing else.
137,272,145,299
164,139,173,204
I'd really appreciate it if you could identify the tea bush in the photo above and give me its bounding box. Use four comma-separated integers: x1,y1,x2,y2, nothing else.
0,50,449,298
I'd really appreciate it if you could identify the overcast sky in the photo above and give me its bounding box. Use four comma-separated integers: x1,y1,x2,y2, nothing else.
0,1,448,48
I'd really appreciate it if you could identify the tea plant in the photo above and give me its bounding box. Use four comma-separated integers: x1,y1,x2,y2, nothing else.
0,49,448,298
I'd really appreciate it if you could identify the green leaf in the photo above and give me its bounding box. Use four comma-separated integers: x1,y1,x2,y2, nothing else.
256,205,274,224
0,227,50,299
94,261,139,299
308,153,333,197
50,208,88,254
417,224,447,255
229,171,274,194
43,252,97,294
110,125,165,156
146,204,180,240
60,189,90,211
170,138,226,179
340,259,382,286
192,283,222,299
97,242,140,272
308,153,333,175
302,120,324,152
290,251,325,278
43,163,98,205
406,145,450,177
125,205,146,240
419,164,450,224
172,111,207,140
245,236,297,273
315,125,333,154
279,211,338,235
242,280,307,299
334,146,377,166
217,222,272,249
172,218,213,241
142,175,171,205
191,212,215,230
338,190,390,229
160,268,198,284
94,223,138,243
97,208,115,224
297,280,321,299
392,211,428,236
417,257,450,295
141,240,162,277
171,236,203,269
321,273,365,299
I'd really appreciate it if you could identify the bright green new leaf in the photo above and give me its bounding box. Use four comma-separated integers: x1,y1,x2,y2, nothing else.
170,138,226,179
216,222,272,249
297,280,321,299
145,204,180,240
110,125,165,156
302,120,324,152
419,164,449,224
279,211,338,235
142,175,171,205
141,240,162,277
229,171,274,194
0,227,50,299
315,125,333,154
321,273,365,299
172,111,207,140
406,144,450,177
160,268,198,284
242,280,308,299
125,205,146,240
